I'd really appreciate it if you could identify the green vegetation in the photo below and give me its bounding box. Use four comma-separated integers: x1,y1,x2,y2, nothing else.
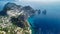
0,20,3,23
0,15,31,34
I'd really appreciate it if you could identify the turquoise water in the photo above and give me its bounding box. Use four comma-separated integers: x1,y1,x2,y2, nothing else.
1,1,60,34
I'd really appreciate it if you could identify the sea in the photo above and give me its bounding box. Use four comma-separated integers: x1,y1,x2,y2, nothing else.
0,1,60,34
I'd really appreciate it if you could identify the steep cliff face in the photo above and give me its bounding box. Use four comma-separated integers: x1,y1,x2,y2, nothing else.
22,6,35,16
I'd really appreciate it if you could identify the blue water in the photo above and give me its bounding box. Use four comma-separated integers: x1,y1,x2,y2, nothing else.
26,1,60,34
28,14,60,34
1,1,60,34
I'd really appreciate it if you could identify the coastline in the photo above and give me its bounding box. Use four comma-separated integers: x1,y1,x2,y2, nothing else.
26,20,32,34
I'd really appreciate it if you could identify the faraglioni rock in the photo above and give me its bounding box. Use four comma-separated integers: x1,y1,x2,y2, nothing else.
42,9,47,15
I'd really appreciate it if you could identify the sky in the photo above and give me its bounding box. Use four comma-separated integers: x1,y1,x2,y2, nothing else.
0,0,15,1
21,0,60,1
16,0,60,4
0,0,60,3
0,0,60,2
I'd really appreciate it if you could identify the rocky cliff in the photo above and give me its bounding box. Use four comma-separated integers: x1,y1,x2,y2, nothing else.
0,2,35,34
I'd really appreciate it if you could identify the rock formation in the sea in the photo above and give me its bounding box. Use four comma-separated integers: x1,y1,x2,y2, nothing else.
35,9,41,14
38,9,41,14
42,9,47,15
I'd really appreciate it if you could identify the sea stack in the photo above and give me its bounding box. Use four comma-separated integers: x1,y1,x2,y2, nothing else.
42,9,47,15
